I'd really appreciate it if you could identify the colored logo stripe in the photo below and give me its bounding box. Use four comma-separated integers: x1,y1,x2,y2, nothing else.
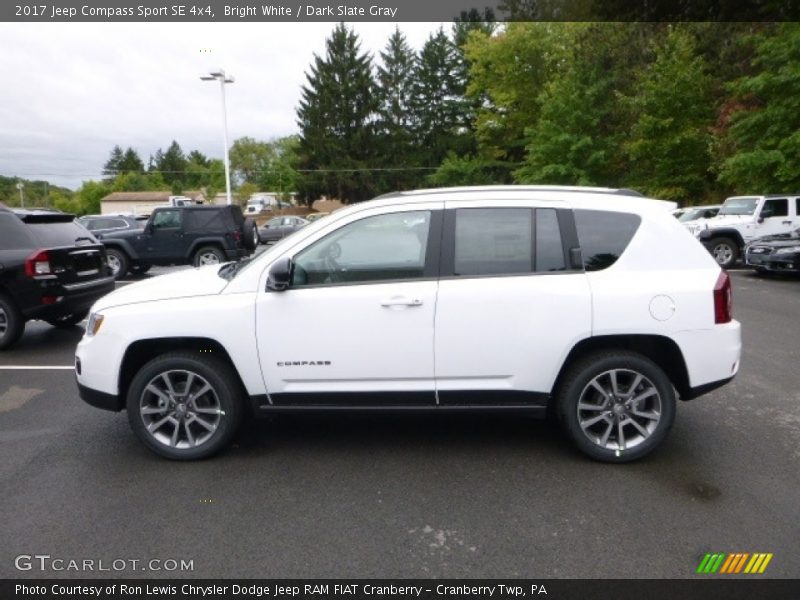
698,552,773,574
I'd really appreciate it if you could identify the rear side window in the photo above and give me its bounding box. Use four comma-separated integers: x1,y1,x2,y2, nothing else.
25,222,97,248
574,210,641,272
454,208,532,276
184,210,229,233
0,213,34,250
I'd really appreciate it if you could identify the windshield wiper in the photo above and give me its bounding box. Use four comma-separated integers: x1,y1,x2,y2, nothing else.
218,258,251,280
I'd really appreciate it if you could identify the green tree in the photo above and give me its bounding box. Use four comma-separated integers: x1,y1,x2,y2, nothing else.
229,137,271,185
374,28,419,190
118,147,144,173
296,23,378,203
155,141,187,185
719,24,800,192
623,27,714,201
515,24,618,186
427,153,503,187
411,29,472,170
102,145,124,180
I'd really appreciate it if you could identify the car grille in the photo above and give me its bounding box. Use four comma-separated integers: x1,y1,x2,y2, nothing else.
748,246,772,255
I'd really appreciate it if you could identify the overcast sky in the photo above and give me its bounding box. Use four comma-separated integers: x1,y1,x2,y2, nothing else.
0,22,447,190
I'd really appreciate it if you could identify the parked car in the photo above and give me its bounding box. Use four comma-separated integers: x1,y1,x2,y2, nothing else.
77,214,148,235
97,205,257,279
744,226,800,274
677,205,720,222
686,194,799,269
258,216,309,244
75,186,741,462
305,212,329,222
0,206,114,350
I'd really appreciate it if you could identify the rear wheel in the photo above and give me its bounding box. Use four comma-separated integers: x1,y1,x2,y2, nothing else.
708,237,739,269
106,248,129,280
193,246,225,267
242,218,258,252
556,351,676,463
0,295,25,350
45,310,89,329
126,352,243,460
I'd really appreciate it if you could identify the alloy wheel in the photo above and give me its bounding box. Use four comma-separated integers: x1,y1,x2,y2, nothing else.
576,369,662,451
198,252,221,266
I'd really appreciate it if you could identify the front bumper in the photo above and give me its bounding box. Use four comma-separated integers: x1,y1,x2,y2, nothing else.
745,251,800,272
77,381,124,412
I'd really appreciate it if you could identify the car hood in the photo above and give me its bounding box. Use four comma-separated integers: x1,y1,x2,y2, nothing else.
705,214,755,227
92,265,228,311
749,235,800,248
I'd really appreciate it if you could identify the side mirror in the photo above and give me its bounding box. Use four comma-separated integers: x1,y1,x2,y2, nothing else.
145,222,154,234
266,257,293,292
758,209,773,223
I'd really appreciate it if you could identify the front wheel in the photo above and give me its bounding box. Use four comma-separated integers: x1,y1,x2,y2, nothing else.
707,237,739,270
126,352,243,460
193,246,225,267
556,351,676,463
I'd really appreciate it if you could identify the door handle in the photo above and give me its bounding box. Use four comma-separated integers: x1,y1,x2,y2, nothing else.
782,220,793,225
381,296,423,308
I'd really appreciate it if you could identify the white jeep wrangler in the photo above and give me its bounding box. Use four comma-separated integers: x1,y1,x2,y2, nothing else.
686,194,800,269
75,186,741,463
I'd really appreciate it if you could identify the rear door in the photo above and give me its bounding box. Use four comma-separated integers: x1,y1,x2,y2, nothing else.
434,201,592,404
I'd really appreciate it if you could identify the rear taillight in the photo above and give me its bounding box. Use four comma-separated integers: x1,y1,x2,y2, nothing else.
232,231,242,244
24,250,52,278
713,271,732,324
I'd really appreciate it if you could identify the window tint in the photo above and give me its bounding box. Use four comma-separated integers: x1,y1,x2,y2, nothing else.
292,211,430,286
535,208,565,272
454,208,532,276
574,210,641,272
184,210,227,233
152,210,182,229
762,198,788,218
0,213,34,250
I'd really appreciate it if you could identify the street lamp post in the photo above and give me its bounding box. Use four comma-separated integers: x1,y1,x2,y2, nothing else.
201,69,235,206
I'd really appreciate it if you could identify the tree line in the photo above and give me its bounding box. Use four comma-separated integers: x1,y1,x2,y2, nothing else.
295,21,800,204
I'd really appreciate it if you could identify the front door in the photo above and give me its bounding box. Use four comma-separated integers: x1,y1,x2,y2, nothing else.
144,209,185,262
256,206,442,405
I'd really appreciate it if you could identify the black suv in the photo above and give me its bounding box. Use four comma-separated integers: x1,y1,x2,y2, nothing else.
97,205,257,279
0,206,115,350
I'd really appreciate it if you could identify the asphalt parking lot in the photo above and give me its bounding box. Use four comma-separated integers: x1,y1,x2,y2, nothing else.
1,266,798,579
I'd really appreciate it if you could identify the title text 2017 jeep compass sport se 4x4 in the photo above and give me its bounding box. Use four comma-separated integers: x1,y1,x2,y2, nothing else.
75,187,741,462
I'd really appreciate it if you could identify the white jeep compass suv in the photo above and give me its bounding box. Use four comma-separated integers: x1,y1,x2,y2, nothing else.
75,186,741,462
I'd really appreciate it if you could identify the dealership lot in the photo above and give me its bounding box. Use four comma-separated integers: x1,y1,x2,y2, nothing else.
1,269,798,579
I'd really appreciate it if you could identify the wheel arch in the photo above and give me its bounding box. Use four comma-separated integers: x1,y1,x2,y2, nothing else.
101,240,138,260
186,239,227,261
118,337,251,413
551,334,691,401
705,229,745,249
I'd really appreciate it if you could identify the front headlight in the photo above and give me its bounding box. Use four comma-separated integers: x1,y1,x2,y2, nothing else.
85,313,105,337
775,246,800,255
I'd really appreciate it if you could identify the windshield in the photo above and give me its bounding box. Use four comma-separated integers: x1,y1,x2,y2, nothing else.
719,197,758,216
678,209,704,222
220,214,339,279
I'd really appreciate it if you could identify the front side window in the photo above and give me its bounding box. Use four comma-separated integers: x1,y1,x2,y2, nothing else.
762,198,788,218
292,211,431,286
152,210,181,229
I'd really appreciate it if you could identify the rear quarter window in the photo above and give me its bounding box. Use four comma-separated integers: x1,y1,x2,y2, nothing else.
574,210,641,271
0,213,34,250
184,210,228,233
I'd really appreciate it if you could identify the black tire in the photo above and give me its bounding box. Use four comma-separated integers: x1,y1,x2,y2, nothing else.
242,218,258,252
192,246,225,267
556,351,676,463
130,263,152,275
45,310,89,329
707,237,739,270
126,352,243,460
106,247,130,280
0,294,25,351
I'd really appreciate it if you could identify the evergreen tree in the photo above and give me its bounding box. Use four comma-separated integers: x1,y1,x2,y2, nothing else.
155,141,188,185
118,147,144,173
102,145,124,180
411,29,472,170
375,28,419,190
296,23,378,203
